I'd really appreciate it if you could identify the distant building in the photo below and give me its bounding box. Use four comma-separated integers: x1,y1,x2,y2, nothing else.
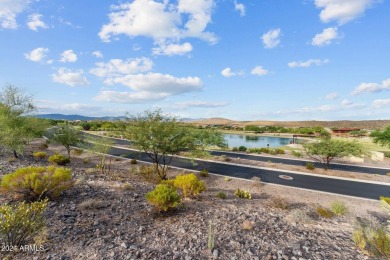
332,128,360,136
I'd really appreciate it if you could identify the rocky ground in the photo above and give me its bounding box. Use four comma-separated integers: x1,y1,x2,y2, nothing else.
0,139,388,260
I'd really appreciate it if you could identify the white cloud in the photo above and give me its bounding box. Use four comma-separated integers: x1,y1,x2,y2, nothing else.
92,51,103,58
372,99,390,108
261,28,281,49
51,68,90,87
99,0,217,45
0,0,31,29
288,59,329,68
341,99,352,106
95,91,167,103
27,13,47,31
311,27,338,46
251,66,269,76
314,0,376,25
90,57,153,78
221,67,236,77
234,1,246,17
176,100,228,108
351,78,390,95
24,47,49,63
153,42,193,56
59,50,78,63
324,92,339,100
104,73,202,95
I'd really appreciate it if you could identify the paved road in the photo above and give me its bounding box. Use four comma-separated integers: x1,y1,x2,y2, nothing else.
83,133,390,175
105,145,390,200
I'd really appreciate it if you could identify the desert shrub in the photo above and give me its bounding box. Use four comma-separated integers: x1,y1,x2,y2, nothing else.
48,154,70,166
82,158,91,164
276,148,285,154
292,150,303,157
200,169,209,177
238,146,247,152
71,148,83,156
234,189,251,199
251,176,262,187
380,196,390,204
0,199,47,246
130,159,137,164
221,155,231,162
352,218,390,257
160,179,175,187
146,184,181,212
0,166,73,201
316,206,334,218
120,183,133,191
33,151,46,160
216,192,227,199
383,151,390,158
138,165,160,184
38,143,48,151
173,173,206,198
78,199,107,210
7,157,16,163
232,147,238,152
270,197,290,210
306,162,315,170
269,149,276,155
260,148,269,154
248,148,257,153
225,177,231,182
386,173,390,177
287,209,312,224
330,201,348,216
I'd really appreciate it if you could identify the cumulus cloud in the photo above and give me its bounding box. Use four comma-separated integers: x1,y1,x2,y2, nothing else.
288,59,329,68
24,47,49,63
152,42,193,56
261,28,281,49
311,27,338,46
314,0,376,25
324,92,339,100
99,0,217,49
90,57,153,78
176,100,228,108
51,68,90,87
27,13,47,31
372,99,390,108
0,0,31,29
59,50,78,63
234,1,246,17
351,78,390,95
251,66,269,76
104,73,202,95
92,51,103,58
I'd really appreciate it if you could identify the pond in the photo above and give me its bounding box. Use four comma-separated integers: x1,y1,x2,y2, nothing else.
224,134,293,148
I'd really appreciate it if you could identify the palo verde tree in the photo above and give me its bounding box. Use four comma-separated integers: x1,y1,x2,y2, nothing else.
370,126,390,148
190,128,227,151
303,138,366,170
0,85,48,158
126,109,193,180
49,124,83,158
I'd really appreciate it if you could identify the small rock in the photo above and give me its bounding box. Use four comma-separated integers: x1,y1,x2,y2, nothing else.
213,249,219,259
121,242,129,249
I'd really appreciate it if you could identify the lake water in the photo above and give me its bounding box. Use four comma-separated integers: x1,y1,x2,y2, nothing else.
224,134,293,148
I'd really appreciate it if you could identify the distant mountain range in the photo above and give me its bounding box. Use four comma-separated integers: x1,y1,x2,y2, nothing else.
34,114,126,121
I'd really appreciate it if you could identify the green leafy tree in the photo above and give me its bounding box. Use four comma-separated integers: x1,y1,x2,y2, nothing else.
349,130,368,138
191,128,227,150
0,85,48,158
126,109,193,180
370,126,390,148
303,138,365,170
49,124,83,158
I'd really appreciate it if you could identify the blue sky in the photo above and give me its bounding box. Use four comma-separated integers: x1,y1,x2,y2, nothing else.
0,0,389,120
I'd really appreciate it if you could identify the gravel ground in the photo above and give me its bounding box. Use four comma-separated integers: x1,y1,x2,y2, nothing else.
0,139,388,260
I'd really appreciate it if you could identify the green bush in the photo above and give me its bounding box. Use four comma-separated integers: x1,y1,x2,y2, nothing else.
292,150,303,157
130,159,137,164
260,147,269,154
238,146,247,152
160,179,175,187
48,154,70,166
71,148,83,156
234,189,251,199
380,196,390,204
383,151,390,158
221,155,231,162
225,177,231,182
270,197,290,210
0,166,74,201
173,173,206,198
275,148,285,154
232,147,238,152
216,192,227,199
269,149,276,155
33,151,46,160
146,184,181,212
200,169,209,177
316,207,334,218
330,201,348,216
0,199,47,246
352,219,390,257
306,162,315,170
